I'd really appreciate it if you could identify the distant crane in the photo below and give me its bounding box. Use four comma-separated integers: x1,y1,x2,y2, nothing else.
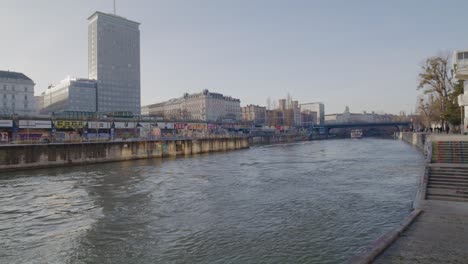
113,0,116,15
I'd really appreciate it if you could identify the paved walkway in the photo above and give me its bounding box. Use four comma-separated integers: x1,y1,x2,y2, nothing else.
374,200,468,263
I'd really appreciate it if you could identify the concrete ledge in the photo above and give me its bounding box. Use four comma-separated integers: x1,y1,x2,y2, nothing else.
428,134,468,142
346,209,422,264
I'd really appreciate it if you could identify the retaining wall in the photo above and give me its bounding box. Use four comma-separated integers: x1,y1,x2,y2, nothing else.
0,137,249,172
395,132,427,150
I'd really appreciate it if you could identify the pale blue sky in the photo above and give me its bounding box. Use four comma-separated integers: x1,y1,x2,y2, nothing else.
0,0,466,114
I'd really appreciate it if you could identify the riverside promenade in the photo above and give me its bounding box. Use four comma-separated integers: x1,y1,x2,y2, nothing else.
351,133,468,264
374,199,468,263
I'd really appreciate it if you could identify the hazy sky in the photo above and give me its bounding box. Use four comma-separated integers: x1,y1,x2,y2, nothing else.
1,0,466,114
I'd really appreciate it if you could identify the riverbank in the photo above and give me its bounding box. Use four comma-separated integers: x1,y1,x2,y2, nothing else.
0,137,249,172
350,132,468,263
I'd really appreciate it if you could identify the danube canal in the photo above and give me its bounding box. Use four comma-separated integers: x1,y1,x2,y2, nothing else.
0,139,424,264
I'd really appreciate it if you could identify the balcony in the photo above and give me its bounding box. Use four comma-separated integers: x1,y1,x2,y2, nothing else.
453,51,468,80
458,94,468,107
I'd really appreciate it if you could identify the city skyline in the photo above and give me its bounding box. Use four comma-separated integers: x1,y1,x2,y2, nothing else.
2,0,467,114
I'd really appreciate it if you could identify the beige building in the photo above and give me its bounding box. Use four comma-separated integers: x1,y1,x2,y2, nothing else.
143,90,241,122
241,104,266,125
265,98,302,127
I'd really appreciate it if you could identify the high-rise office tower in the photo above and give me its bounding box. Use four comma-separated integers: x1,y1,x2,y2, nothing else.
88,11,141,115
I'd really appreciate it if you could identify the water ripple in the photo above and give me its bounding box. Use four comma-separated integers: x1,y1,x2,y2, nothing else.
0,139,424,264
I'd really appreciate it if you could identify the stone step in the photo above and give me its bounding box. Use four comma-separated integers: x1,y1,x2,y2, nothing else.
426,188,468,197
433,146,468,148
429,172,468,178
433,147,468,149
427,179,468,188
426,194,468,202
432,157,468,160
429,178,468,184
430,171,468,175
429,168,468,172
429,176,468,182
431,155,468,157
431,160,468,164
432,155,468,157
433,145,468,147
429,175,468,180
430,167,468,172
427,183,468,189
434,141,468,144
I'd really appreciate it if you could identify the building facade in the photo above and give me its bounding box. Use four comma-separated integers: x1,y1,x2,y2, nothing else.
144,90,241,122
300,102,325,125
0,71,35,116
88,11,141,115
301,111,317,127
266,98,302,127
241,104,266,125
38,77,97,114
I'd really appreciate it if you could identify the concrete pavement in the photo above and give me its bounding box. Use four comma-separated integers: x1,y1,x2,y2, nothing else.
374,200,468,263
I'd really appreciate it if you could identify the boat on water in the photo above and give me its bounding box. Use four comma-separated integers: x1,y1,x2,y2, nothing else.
350,129,363,139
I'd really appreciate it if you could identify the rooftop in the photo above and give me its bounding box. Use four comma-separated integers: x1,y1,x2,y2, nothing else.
88,11,140,26
0,70,33,81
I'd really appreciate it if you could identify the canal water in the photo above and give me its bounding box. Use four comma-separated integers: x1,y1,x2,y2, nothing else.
0,139,424,264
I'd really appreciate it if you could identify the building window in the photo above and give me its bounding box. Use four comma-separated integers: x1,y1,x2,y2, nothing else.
12,86,15,91
3,85,6,90
24,95,27,100
24,87,28,92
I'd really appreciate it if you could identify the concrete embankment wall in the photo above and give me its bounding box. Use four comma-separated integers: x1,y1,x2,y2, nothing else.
250,134,308,145
0,137,249,172
395,132,427,150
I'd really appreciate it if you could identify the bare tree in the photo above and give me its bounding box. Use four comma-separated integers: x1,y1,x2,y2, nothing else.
417,55,455,126
417,94,441,127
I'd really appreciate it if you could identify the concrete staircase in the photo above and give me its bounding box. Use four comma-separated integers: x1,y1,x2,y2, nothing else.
431,141,468,164
426,165,468,202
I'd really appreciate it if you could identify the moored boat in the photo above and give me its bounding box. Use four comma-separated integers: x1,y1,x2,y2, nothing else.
350,129,363,139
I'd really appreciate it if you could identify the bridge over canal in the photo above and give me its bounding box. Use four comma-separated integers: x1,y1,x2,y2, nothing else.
308,121,411,139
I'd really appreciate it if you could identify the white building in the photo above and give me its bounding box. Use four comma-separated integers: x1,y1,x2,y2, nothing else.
325,106,383,124
0,70,35,116
453,51,468,133
88,11,141,115
144,90,241,122
38,77,97,114
301,102,325,125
